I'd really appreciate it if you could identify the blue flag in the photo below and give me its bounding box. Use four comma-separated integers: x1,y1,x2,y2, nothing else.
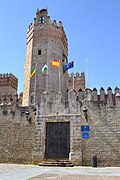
64,61,74,71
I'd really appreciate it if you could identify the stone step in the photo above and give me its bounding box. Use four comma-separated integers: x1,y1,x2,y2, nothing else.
38,159,74,167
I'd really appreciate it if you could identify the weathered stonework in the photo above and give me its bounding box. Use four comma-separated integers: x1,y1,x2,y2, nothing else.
0,73,18,96
0,105,36,164
68,72,85,91
22,9,68,106
0,8,120,167
0,85,120,166
32,87,120,166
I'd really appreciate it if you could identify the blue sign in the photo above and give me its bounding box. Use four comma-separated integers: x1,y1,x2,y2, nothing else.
81,125,90,131
82,132,89,139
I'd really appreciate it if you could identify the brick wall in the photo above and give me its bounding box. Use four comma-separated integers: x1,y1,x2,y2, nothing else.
0,73,18,96
68,72,85,91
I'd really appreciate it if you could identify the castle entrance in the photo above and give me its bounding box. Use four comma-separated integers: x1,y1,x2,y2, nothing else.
45,122,70,158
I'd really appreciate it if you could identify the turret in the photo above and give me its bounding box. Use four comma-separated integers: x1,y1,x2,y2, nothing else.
67,72,85,92
0,73,18,96
22,8,68,106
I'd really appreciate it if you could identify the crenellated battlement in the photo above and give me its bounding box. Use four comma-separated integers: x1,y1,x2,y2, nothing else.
0,73,18,96
68,72,85,91
33,8,68,49
27,8,66,38
78,87,120,108
0,73,18,81
34,8,64,29
38,87,120,116
68,72,85,78
0,92,22,106
0,91,36,121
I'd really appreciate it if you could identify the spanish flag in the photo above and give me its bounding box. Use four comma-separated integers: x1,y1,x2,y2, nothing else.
30,65,37,78
51,60,60,68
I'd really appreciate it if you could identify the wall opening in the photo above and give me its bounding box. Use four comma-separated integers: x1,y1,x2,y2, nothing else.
38,49,41,55
45,122,70,158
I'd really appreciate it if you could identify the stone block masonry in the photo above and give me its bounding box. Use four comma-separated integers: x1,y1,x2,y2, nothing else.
0,87,120,166
68,72,85,91
36,87,120,166
22,9,68,106
0,8,120,167
0,106,37,164
0,73,18,96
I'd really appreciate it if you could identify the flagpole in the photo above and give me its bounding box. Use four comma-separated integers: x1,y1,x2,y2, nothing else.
46,62,48,93
34,63,37,105
86,56,88,88
73,61,75,89
59,59,61,92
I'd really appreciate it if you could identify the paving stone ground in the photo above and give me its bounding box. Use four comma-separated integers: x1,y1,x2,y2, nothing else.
29,174,120,180
0,164,120,180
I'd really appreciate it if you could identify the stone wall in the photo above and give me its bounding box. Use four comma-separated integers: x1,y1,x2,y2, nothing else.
0,87,120,166
0,73,18,96
68,72,85,91
81,101,120,166
22,9,68,106
22,23,34,106
0,105,36,164
37,87,120,166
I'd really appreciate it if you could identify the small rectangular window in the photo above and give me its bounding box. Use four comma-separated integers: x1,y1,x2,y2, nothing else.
38,49,41,55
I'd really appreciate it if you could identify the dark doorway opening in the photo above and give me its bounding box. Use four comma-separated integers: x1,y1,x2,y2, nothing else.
45,122,70,158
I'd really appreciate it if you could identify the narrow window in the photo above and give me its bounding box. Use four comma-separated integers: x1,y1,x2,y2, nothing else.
30,95,34,104
38,49,41,55
39,16,44,24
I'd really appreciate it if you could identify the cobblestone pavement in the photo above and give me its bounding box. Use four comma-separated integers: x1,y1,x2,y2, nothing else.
0,164,120,180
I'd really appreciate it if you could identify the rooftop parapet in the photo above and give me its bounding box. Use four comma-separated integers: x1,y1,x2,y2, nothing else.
27,8,68,54
0,73,18,91
34,8,64,30
69,72,85,78
0,73,18,80
68,72,85,91
91,87,118,107
0,93,22,106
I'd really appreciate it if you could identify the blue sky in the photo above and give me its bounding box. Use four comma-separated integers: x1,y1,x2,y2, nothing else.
0,0,120,94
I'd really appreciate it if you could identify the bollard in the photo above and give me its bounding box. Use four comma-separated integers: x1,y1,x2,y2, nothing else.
91,154,97,167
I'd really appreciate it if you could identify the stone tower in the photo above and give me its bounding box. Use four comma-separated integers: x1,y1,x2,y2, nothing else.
68,72,85,91
22,9,68,106
0,73,18,96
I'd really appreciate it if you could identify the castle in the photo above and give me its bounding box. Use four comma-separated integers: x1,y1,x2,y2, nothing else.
0,9,120,167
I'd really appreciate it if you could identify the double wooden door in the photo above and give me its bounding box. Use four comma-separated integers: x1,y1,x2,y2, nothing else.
45,122,70,158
